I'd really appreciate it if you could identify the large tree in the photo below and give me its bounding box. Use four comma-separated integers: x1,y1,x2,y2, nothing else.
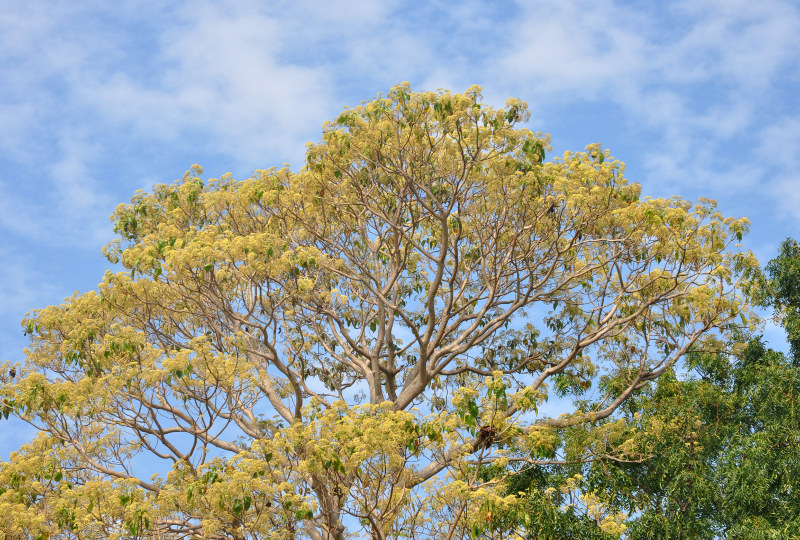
0,85,755,539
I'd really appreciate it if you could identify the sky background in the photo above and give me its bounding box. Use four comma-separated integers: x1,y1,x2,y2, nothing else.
1,0,799,458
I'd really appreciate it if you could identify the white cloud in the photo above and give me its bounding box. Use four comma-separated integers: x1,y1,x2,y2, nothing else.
0,0,335,251
757,117,800,162
0,130,115,248
667,0,800,89
501,1,649,101
490,0,800,215
0,246,62,338
757,117,800,224
73,1,332,168
0,0,798,261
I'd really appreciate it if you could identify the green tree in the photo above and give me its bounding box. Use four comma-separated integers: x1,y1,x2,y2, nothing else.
509,240,800,539
0,85,754,539
761,238,800,363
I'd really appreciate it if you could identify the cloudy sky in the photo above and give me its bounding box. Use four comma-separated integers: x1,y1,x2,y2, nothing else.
1,0,799,457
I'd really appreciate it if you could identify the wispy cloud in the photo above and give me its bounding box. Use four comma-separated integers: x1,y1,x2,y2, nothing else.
757,117,800,228
0,245,63,355
77,1,332,167
1,0,798,252
484,0,800,236
0,0,335,252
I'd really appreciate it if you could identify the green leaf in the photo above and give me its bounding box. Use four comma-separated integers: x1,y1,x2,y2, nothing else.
233,498,244,516
468,400,479,419
472,523,483,538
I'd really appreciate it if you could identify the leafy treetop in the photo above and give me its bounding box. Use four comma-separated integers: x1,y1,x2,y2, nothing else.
0,84,756,539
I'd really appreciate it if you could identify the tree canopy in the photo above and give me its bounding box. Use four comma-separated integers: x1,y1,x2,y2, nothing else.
0,85,755,539
508,238,800,539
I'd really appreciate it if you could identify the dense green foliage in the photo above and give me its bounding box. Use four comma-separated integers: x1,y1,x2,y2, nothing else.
507,239,800,539
762,238,800,363
609,338,800,539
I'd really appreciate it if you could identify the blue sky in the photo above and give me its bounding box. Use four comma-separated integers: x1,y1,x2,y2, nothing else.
1,0,799,458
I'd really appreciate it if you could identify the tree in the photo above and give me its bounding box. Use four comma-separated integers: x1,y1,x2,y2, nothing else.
760,238,800,364
616,239,800,539
0,85,755,539
509,240,800,539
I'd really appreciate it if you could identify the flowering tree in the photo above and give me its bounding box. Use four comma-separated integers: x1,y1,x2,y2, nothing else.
0,85,755,539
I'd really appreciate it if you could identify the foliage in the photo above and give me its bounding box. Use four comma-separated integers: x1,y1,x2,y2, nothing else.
0,85,755,539
760,238,800,363
508,241,800,539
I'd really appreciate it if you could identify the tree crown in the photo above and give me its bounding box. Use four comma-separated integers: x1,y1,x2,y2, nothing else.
1,85,756,539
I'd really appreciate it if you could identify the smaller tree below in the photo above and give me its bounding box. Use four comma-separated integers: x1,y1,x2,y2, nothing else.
510,240,800,539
